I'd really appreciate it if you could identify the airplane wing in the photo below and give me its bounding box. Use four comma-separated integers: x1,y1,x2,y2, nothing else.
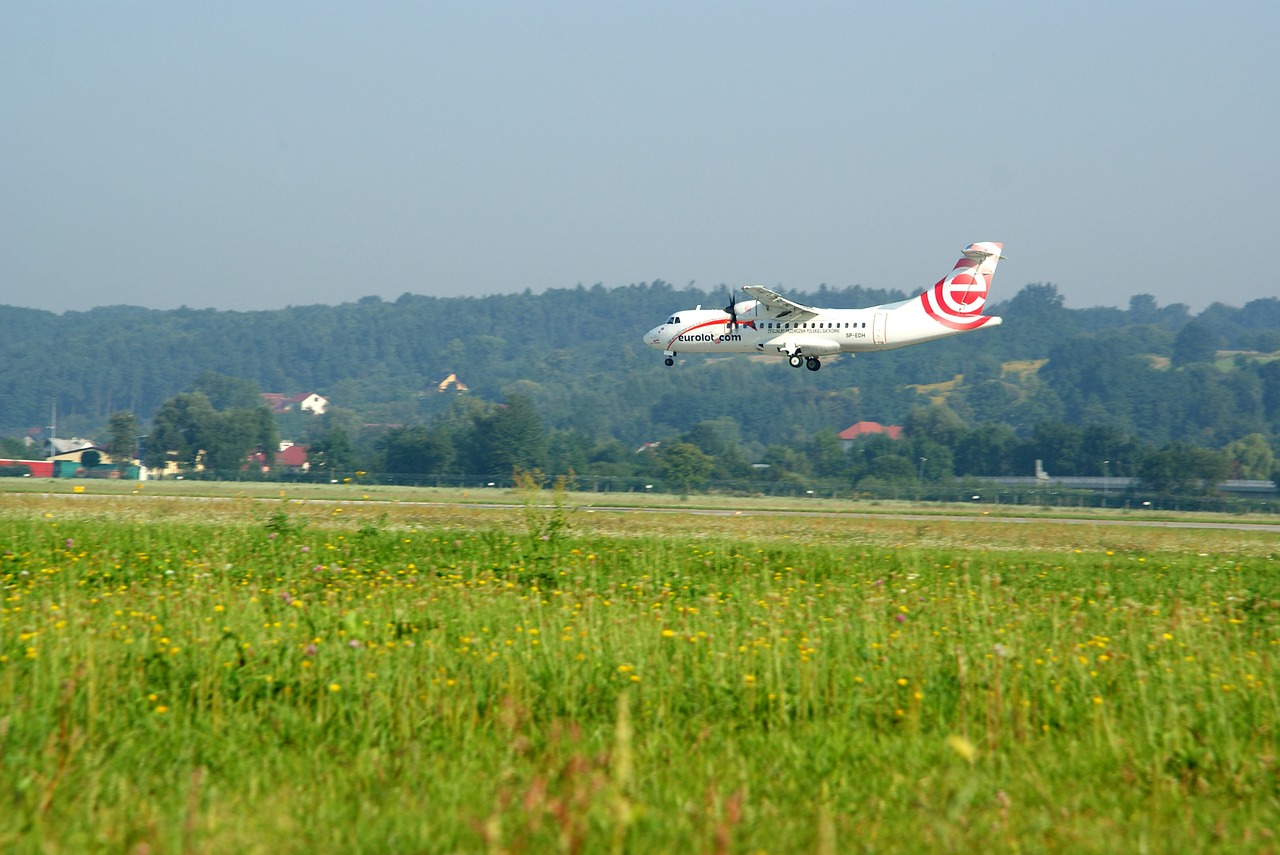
740,285,820,320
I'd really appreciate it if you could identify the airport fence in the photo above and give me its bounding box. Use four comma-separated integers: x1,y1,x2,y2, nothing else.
138,468,1280,515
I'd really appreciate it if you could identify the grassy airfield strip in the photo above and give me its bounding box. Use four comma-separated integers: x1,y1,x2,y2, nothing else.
4,475,1280,529
1,487,1278,852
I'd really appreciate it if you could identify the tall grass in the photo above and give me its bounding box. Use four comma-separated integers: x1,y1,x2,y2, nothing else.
1,492,1278,852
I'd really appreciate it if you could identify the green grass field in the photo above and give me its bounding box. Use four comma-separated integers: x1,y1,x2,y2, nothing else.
2,485,1278,853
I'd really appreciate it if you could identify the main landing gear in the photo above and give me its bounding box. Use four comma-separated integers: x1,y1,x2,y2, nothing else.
788,354,822,371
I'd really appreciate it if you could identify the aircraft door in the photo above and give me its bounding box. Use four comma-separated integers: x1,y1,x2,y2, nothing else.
872,312,888,344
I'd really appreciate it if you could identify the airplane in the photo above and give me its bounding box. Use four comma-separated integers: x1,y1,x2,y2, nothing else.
643,242,1005,371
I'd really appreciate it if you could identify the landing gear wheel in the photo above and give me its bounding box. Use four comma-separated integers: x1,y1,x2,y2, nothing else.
788,354,803,368
664,356,674,366
806,356,821,371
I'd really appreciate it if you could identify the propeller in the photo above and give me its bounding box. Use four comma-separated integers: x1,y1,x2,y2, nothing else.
724,290,739,330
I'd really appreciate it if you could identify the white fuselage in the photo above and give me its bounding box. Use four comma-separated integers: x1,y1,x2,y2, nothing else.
643,304,977,359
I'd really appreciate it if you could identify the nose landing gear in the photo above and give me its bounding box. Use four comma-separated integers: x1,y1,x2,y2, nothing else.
664,353,675,366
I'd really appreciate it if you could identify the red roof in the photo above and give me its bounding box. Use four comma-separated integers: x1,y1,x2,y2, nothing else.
278,445,309,467
837,421,902,441
260,393,287,412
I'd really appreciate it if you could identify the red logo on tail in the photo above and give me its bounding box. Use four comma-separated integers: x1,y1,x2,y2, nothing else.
920,259,993,330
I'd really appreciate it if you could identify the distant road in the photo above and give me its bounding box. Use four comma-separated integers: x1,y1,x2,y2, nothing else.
572,504,1280,533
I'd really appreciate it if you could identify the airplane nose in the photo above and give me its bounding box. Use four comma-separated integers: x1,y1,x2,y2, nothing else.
643,326,663,348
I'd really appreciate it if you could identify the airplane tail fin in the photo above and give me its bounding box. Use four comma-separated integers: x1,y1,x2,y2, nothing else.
917,242,1004,330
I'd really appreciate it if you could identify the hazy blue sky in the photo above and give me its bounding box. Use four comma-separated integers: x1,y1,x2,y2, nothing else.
3,2,1276,314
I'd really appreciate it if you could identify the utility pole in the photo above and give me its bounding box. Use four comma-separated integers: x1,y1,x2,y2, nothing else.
48,398,57,458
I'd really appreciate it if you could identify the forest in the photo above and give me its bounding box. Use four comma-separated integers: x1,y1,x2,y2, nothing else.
3,279,1280,495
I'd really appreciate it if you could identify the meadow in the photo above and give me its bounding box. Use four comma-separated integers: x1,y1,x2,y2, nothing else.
1,485,1278,853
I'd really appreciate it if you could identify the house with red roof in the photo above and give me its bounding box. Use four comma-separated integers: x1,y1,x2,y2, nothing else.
838,421,903,451
277,443,309,469
247,442,310,472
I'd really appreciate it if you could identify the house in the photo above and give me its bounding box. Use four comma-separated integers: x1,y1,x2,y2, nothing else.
261,392,329,415
41,439,135,478
45,438,123,469
293,393,328,415
838,421,903,451
44,437,97,459
247,442,310,472
277,442,309,469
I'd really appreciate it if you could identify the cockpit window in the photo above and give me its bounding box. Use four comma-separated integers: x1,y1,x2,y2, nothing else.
668,316,679,324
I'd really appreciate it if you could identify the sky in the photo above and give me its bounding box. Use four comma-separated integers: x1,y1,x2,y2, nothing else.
2,2,1277,314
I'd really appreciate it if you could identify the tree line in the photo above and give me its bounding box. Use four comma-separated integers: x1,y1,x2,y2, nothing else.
4,279,1280,497
124,371,1257,500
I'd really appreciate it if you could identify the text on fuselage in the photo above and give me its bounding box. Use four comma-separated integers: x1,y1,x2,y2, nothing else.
676,332,743,343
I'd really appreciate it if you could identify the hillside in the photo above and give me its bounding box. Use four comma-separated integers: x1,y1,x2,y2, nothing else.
3,282,1280,457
